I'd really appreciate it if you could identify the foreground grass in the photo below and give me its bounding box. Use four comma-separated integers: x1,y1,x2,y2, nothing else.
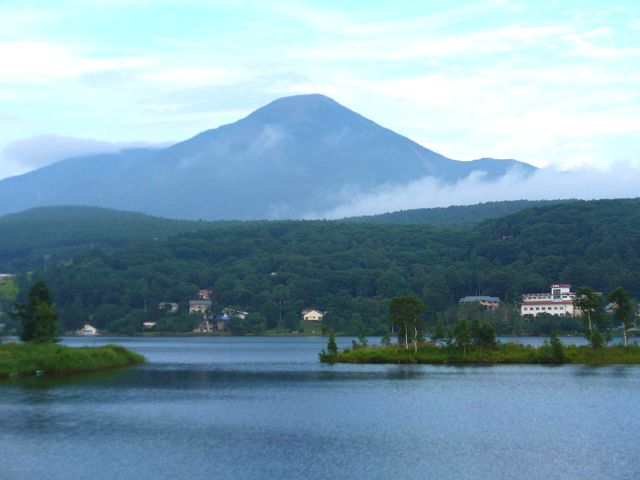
320,342,640,366
0,342,144,378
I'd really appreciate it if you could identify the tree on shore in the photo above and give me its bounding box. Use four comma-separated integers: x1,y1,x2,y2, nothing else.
608,287,635,347
453,319,471,356
548,330,566,363
389,296,426,352
431,319,446,343
574,286,602,342
327,332,338,355
12,280,58,343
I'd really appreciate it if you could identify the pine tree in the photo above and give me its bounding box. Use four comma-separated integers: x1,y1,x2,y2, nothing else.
12,280,58,343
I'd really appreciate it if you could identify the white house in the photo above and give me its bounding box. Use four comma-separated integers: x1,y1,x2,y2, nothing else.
520,284,578,317
302,309,324,322
76,324,98,336
189,300,211,314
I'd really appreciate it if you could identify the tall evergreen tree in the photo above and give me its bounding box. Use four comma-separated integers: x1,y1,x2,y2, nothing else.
12,279,58,342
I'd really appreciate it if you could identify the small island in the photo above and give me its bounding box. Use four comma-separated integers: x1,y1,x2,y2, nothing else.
0,342,144,378
320,340,640,366
320,295,640,366
0,279,143,379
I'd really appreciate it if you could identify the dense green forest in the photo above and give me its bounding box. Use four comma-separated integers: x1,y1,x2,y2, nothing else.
346,199,572,227
3,198,637,336
0,206,240,271
0,200,574,271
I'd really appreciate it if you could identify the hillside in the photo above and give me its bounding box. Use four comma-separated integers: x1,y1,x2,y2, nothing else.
0,200,574,271
0,206,238,271
14,198,638,335
0,94,535,220
345,199,573,227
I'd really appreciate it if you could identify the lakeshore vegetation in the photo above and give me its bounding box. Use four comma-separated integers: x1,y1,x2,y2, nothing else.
319,342,640,366
0,342,144,378
0,198,638,336
0,280,144,379
320,296,640,366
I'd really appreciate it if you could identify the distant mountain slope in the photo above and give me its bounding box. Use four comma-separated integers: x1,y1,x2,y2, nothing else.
344,199,574,227
0,94,535,220
0,206,237,271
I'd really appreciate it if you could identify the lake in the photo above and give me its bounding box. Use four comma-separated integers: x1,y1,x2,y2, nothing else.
1,336,639,480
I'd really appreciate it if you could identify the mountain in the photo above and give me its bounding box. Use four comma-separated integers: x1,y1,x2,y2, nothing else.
0,94,535,220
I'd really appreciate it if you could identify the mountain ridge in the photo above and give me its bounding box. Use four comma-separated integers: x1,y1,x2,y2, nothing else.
0,94,536,220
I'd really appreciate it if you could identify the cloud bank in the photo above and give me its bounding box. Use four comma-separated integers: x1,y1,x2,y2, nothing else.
310,165,640,219
0,135,170,180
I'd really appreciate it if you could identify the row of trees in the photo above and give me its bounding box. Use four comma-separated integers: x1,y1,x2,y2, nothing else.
385,288,636,353
386,295,496,353
574,286,637,347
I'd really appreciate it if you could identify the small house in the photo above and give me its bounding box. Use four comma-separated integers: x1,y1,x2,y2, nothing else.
76,324,98,336
302,309,324,322
189,300,212,315
459,296,500,311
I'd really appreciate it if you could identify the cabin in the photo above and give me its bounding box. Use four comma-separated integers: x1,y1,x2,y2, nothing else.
458,296,500,311
302,309,324,322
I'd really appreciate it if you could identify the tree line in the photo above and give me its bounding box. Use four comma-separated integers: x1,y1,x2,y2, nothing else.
4,198,639,335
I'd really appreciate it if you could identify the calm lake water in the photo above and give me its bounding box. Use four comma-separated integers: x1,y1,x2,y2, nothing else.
1,336,639,480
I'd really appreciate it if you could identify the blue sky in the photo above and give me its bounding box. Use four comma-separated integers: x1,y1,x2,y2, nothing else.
1,0,639,179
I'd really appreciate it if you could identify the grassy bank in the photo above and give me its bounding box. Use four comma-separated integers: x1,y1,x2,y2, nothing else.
320,343,640,366
0,342,144,378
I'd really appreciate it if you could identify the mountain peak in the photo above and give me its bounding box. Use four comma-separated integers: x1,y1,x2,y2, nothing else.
246,93,354,125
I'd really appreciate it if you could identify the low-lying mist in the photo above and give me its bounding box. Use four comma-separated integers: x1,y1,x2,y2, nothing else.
309,163,640,219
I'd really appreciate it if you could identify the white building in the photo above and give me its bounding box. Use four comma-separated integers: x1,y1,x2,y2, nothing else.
520,284,578,317
76,324,99,336
189,300,211,314
302,309,324,322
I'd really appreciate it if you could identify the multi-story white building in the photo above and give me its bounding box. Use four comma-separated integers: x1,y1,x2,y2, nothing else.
520,284,578,317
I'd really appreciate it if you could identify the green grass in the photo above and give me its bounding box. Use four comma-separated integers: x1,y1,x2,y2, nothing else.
0,342,144,378
320,343,640,366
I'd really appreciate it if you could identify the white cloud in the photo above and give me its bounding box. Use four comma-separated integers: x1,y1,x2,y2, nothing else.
0,41,151,84
0,134,169,180
310,165,640,219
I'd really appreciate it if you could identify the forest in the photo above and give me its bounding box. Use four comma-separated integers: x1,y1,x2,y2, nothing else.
1,198,638,336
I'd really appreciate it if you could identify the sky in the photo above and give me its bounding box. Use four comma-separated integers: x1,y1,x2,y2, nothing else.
0,0,639,182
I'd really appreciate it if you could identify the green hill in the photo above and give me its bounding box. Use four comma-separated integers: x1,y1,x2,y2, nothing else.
345,199,573,227
15,198,638,335
0,201,571,271
0,206,238,271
